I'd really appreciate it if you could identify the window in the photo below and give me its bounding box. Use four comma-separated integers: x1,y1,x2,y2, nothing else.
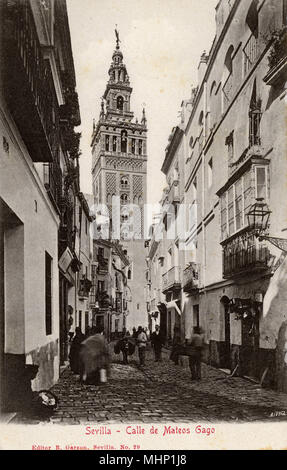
120,176,128,188
120,193,128,204
208,158,213,187
221,193,227,239
246,0,259,37
105,135,110,151
221,166,268,239
113,136,117,152
193,305,199,328
249,108,261,146
98,280,105,292
224,45,234,78
225,131,234,167
235,179,243,230
117,96,124,110
85,217,88,235
128,269,132,280
255,166,267,199
138,140,143,155
79,311,82,330
115,319,119,332
131,138,135,154
121,130,127,153
45,252,52,335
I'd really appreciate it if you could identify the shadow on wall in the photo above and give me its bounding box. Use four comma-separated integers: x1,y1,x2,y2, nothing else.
276,321,287,393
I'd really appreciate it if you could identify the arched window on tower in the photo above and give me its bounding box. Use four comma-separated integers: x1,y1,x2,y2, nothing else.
121,130,127,153
120,193,129,204
113,136,117,152
138,140,143,155
105,135,110,152
117,96,124,111
120,176,128,188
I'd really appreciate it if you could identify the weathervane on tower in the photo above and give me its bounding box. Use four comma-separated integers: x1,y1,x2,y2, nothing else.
115,25,120,49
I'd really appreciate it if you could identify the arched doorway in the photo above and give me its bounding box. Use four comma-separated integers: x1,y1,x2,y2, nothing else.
220,296,231,369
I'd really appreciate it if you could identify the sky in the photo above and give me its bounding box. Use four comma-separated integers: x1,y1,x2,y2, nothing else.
66,0,218,205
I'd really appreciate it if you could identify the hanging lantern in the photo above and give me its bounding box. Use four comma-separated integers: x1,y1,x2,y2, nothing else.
247,198,271,236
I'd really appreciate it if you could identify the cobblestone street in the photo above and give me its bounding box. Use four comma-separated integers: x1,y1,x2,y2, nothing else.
13,347,287,425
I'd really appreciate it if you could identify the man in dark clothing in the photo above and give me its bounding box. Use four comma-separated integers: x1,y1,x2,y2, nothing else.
69,327,85,373
120,332,130,364
188,326,204,380
151,325,164,362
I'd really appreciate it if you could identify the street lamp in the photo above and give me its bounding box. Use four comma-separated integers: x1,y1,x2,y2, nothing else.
247,198,271,237
247,198,287,253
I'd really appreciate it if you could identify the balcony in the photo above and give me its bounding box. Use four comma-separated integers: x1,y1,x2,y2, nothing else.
43,163,62,212
243,31,260,77
97,255,109,274
78,278,92,300
162,266,181,294
3,0,59,162
264,29,287,87
183,263,199,294
59,222,74,255
222,229,270,279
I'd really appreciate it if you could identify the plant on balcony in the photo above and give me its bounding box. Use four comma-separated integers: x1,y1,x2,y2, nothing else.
267,27,287,70
60,70,82,160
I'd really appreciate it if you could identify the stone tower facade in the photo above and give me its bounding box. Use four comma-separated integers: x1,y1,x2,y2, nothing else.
91,35,148,330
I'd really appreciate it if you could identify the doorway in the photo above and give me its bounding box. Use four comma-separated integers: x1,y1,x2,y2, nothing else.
220,296,231,369
241,310,259,378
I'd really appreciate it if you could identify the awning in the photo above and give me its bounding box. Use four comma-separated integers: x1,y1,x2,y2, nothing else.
166,299,181,316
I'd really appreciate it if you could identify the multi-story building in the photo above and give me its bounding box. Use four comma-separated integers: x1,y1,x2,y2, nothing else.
76,193,93,337
0,0,82,413
91,34,148,331
90,239,130,339
147,0,287,391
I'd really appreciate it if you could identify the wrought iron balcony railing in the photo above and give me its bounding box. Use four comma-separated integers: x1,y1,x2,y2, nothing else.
162,266,181,293
222,229,270,279
3,0,59,163
43,163,62,211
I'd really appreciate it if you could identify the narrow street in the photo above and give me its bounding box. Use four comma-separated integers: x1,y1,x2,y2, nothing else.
13,347,287,425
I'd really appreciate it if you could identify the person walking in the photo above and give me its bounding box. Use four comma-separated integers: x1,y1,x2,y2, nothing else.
170,325,182,365
79,325,110,385
69,327,85,374
188,326,204,380
137,326,147,367
151,324,164,362
120,332,130,364
132,327,137,339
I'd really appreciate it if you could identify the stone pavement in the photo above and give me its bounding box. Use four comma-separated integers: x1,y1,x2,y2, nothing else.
12,346,287,425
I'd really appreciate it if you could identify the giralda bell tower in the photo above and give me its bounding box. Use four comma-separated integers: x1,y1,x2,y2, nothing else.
91,31,148,330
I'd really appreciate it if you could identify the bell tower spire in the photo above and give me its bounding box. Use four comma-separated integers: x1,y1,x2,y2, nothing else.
91,29,148,331
115,26,120,50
